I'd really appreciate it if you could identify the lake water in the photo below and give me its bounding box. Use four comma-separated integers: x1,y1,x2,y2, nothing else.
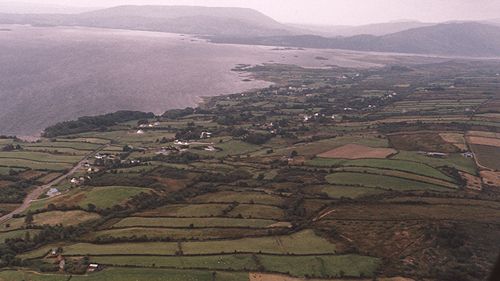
0,25,388,136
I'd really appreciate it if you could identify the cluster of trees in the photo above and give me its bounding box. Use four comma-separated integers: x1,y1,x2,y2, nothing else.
43,111,155,137
196,170,252,183
243,132,273,145
1,144,22,151
150,151,201,164
0,180,31,203
1,225,88,267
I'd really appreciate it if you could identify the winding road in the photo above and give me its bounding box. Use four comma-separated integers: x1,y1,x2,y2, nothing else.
0,147,103,224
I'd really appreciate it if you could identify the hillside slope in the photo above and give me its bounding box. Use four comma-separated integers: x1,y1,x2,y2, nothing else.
0,5,296,36
213,22,500,57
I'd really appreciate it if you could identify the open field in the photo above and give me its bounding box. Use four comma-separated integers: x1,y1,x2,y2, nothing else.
391,151,477,174
86,227,270,241
0,158,72,171
33,210,100,226
181,230,336,255
470,144,500,170
136,204,229,217
191,191,285,206
467,136,500,147
28,186,150,212
439,133,467,150
319,203,500,223
308,158,453,181
0,268,247,281
112,217,281,228
89,254,378,278
29,230,335,257
317,144,396,159
325,172,452,192
388,133,460,153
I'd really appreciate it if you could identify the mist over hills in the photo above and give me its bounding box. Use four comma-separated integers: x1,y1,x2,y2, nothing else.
0,5,296,37
290,21,434,37
214,22,500,57
1,5,500,57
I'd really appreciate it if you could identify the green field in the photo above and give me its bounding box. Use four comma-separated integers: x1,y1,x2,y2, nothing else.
90,254,379,278
79,186,152,209
28,230,335,257
192,191,284,206
87,227,261,241
392,151,477,175
258,254,379,278
0,158,72,171
471,144,500,170
138,204,229,217
33,210,100,226
326,172,452,192
314,185,386,199
23,141,101,151
0,229,41,243
0,268,246,281
181,230,336,255
227,204,284,220
112,217,279,228
308,157,453,181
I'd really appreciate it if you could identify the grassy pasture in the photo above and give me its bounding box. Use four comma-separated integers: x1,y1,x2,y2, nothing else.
0,151,81,163
62,242,180,256
0,229,41,243
258,254,379,278
87,227,267,241
392,151,477,175
326,172,452,192
310,185,385,199
91,254,259,271
307,157,453,181
388,133,460,153
322,203,500,223
194,140,261,157
22,146,90,155
90,254,379,278
470,144,500,170
24,141,101,151
332,167,457,188
58,137,111,144
137,204,229,217
181,230,336,255
228,204,285,220
0,167,24,175
191,191,284,206
28,186,150,212
33,210,100,226
0,158,72,171
78,186,151,209
0,268,244,281
112,217,279,228
271,136,389,158
49,230,335,256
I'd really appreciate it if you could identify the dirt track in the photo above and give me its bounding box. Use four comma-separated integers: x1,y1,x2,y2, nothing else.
0,147,103,223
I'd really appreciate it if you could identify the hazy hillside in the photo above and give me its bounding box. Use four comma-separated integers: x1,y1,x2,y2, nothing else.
0,5,296,37
213,22,500,57
291,21,434,37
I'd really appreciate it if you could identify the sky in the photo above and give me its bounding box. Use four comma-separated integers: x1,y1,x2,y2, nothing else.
4,0,500,25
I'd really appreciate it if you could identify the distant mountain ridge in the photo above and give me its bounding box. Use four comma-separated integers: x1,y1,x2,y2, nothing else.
212,22,500,57
1,5,500,56
0,5,297,36
290,21,434,37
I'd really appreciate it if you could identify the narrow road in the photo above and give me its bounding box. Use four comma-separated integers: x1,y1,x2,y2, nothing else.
0,147,104,224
